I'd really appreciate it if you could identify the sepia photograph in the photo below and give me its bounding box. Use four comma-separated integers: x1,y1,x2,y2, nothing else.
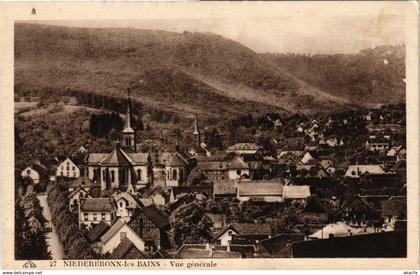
1,1,419,270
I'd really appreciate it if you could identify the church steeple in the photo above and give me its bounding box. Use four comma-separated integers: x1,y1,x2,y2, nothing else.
193,114,201,147
122,87,136,151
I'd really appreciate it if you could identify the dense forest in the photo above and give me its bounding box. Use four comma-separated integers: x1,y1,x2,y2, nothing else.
260,45,405,105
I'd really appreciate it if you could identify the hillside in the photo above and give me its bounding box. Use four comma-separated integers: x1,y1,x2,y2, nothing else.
260,45,406,106
14,23,359,123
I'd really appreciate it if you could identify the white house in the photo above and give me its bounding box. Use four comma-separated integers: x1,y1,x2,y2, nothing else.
21,166,40,184
100,219,145,255
56,157,80,178
112,192,139,222
79,198,115,230
227,157,250,180
344,165,386,178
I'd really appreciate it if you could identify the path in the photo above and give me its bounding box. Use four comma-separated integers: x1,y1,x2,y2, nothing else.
38,195,65,260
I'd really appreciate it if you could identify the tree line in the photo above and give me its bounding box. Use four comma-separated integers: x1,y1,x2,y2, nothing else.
47,185,97,259
15,175,50,260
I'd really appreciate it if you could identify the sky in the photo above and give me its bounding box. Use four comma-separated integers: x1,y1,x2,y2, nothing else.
28,8,405,54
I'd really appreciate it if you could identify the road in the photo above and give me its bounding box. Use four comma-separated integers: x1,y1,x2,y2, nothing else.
38,195,65,260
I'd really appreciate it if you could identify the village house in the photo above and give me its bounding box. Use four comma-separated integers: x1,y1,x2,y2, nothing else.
56,157,81,178
381,197,406,231
197,161,228,180
344,165,386,178
226,143,262,156
205,211,228,230
79,197,115,230
128,205,170,251
68,186,91,213
256,234,305,258
100,219,146,255
20,163,48,184
215,223,272,246
226,156,250,180
86,220,110,253
365,135,391,153
112,192,139,222
213,180,238,201
282,185,311,203
110,237,147,259
237,180,284,202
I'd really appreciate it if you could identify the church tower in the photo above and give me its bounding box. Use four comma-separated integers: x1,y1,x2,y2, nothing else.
193,114,201,147
122,87,136,151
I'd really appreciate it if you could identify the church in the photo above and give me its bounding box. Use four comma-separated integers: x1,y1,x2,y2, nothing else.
86,89,189,192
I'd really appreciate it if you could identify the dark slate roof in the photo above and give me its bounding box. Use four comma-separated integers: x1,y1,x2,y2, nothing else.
216,223,271,239
333,194,373,218
86,221,110,242
382,198,406,217
303,196,330,214
110,237,146,259
292,231,407,258
131,205,169,230
80,198,114,212
258,234,305,256
68,176,98,189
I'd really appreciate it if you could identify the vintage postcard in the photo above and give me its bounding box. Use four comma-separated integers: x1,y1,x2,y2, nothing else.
0,1,419,270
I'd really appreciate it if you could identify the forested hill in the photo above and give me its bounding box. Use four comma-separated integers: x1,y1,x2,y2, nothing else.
259,45,405,106
15,23,404,122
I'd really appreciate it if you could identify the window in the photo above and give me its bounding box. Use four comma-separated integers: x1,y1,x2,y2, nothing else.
137,169,141,181
84,213,88,221
72,166,75,171
101,213,106,221
228,230,232,236
61,171,63,176
119,202,123,208
27,169,31,175
172,169,177,180
67,166,70,171
111,171,115,182
61,166,63,170
120,232,127,241
93,213,97,221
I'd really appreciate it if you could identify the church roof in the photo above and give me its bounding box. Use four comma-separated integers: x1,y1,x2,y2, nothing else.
129,153,149,164
100,144,133,166
87,153,108,164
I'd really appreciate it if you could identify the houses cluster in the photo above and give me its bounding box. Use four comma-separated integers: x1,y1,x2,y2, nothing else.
20,94,407,258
